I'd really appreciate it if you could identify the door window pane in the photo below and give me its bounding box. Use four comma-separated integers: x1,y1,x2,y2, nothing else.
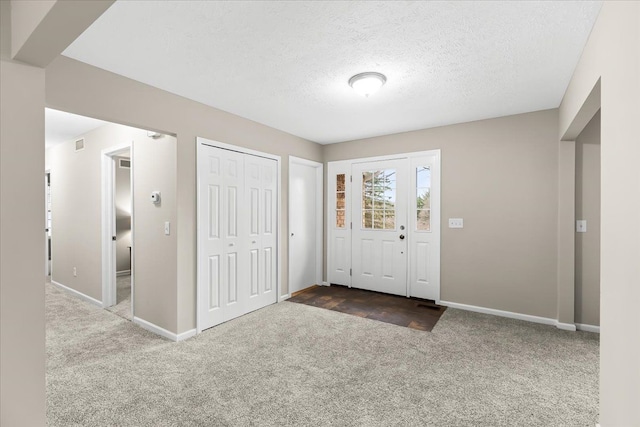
362,169,396,230
336,174,346,228
416,167,431,231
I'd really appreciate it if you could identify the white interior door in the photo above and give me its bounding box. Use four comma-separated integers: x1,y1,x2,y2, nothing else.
198,147,246,327
351,159,408,296
198,143,278,331
289,159,320,293
244,154,278,312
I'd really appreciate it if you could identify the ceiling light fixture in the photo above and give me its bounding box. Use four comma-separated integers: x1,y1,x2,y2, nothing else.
348,72,387,97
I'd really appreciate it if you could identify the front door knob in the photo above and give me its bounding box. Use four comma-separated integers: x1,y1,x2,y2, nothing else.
399,234,405,240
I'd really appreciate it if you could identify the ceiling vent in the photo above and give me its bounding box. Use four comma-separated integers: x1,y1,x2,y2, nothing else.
119,159,131,169
75,138,85,152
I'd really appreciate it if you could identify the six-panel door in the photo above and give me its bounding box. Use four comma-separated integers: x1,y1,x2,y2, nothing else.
198,145,277,331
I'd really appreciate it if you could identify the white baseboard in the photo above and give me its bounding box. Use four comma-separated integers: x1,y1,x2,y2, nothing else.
116,270,131,277
51,280,102,307
576,323,600,333
321,281,329,286
133,316,195,342
555,322,577,331
279,294,290,302
440,300,577,331
176,328,197,342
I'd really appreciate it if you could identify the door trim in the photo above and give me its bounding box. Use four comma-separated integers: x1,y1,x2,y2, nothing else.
101,142,133,310
196,137,282,334
327,149,441,302
288,156,323,294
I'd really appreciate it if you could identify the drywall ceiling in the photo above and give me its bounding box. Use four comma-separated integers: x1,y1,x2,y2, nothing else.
63,1,602,144
45,108,106,149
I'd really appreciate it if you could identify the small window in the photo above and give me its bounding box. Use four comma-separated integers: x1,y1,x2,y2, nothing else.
362,169,396,230
336,174,346,228
416,166,431,231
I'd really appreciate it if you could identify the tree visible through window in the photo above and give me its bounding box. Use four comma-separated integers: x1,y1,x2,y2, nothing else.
416,166,431,231
362,169,396,229
336,174,345,228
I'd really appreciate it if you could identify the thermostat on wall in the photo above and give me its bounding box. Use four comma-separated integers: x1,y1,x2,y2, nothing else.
151,191,161,204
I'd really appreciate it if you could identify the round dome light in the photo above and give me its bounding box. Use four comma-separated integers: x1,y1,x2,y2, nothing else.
348,72,387,97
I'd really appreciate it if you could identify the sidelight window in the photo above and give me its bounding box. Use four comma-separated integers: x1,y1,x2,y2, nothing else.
416,166,431,231
336,174,346,228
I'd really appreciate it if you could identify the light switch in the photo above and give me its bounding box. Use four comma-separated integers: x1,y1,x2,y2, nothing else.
164,221,170,235
449,218,464,229
576,220,587,233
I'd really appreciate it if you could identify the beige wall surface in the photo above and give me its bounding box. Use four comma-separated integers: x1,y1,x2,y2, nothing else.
0,60,47,427
47,123,178,331
325,109,560,319
574,111,600,327
132,133,178,332
45,56,323,333
559,2,640,425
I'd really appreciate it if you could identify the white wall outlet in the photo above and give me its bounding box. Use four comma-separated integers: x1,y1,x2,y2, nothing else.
448,218,464,228
576,220,587,233
73,267,77,277
164,221,170,236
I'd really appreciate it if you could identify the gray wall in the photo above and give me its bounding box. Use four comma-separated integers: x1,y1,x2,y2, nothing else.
115,155,131,272
559,2,640,423
0,60,47,427
574,111,600,326
325,110,559,319
46,123,178,331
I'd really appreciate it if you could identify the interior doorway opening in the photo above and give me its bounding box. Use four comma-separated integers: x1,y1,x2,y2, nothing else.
106,150,133,320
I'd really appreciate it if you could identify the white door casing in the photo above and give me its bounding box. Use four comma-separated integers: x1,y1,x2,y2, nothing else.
288,157,323,294
351,159,409,296
327,150,441,302
197,139,280,332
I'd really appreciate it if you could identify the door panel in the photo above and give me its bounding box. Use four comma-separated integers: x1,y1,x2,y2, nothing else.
245,155,278,312
351,159,408,296
409,156,440,300
200,145,281,330
289,161,319,293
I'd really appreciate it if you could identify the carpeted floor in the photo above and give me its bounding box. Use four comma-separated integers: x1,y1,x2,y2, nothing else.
46,282,599,426
106,274,131,320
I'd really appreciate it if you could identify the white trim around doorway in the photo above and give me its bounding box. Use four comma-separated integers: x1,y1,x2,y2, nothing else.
101,142,133,311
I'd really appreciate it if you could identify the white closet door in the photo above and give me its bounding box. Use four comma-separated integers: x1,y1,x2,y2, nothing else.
245,155,278,312
198,147,247,329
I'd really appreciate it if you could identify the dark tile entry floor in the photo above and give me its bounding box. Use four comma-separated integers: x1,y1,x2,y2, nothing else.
288,285,446,331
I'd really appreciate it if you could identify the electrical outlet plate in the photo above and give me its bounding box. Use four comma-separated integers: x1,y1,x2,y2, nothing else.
449,218,464,228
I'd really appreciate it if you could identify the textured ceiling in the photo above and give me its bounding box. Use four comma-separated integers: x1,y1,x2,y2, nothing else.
63,1,602,144
45,108,106,149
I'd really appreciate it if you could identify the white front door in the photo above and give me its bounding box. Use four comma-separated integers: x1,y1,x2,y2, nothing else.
351,159,409,296
198,143,278,331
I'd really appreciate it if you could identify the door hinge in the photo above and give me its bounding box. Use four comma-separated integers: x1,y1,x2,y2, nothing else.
350,175,352,182
350,222,352,229
112,236,116,241
350,268,352,276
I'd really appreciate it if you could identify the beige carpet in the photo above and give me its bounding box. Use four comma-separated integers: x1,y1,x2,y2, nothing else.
46,283,599,426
